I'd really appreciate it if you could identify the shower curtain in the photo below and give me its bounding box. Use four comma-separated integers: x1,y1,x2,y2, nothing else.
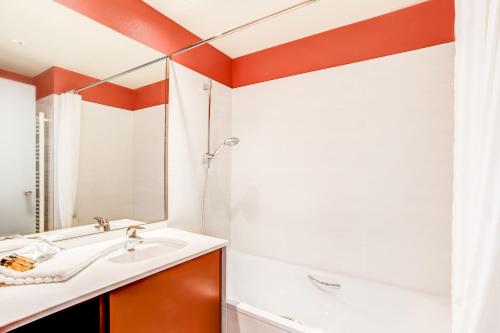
53,93,82,229
453,1,500,332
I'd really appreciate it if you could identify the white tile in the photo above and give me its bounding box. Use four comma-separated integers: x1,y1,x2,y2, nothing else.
230,44,455,296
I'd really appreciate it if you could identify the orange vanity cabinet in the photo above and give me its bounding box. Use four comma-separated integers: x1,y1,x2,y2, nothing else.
108,249,222,333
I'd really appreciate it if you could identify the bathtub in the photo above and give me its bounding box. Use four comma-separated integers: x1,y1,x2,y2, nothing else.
225,250,450,333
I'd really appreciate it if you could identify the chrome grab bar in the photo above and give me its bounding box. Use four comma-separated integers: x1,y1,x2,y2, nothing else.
307,274,341,289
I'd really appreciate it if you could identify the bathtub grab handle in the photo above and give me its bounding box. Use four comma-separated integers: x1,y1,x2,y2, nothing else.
307,274,341,289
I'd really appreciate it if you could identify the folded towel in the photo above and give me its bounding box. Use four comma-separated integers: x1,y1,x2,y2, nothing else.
0,238,39,253
0,240,126,285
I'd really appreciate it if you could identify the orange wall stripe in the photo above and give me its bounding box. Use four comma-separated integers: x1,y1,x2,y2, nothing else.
232,0,454,87
55,0,232,87
55,0,453,89
34,66,167,110
81,83,137,111
34,66,136,110
33,67,56,100
134,80,168,110
0,69,35,85
54,67,137,110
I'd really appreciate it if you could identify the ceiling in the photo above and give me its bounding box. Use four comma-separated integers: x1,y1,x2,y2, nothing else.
0,0,165,89
144,0,427,58
1,0,427,88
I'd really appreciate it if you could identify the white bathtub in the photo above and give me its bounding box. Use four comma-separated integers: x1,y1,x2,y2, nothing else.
225,250,450,333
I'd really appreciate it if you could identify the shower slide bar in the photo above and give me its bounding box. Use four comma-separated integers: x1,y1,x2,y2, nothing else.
71,0,320,93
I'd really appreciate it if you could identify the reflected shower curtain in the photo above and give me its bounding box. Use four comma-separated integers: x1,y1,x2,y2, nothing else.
53,93,82,229
453,1,500,332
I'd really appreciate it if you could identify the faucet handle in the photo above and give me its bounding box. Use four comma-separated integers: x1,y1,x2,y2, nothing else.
94,217,108,224
126,225,145,239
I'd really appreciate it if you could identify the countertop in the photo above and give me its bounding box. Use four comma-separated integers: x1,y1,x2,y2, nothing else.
0,222,227,332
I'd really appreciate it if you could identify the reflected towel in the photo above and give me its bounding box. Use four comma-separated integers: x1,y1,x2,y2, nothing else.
0,240,125,285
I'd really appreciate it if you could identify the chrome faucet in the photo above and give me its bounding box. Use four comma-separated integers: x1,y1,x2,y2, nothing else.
125,225,145,251
94,217,111,232
126,225,144,239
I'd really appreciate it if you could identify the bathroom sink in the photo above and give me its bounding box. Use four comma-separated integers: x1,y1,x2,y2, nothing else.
105,238,188,264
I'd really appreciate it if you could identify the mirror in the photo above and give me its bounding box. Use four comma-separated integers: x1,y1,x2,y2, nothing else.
0,0,168,239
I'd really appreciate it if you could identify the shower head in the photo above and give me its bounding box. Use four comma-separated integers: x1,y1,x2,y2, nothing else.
205,136,240,166
224,137,239,146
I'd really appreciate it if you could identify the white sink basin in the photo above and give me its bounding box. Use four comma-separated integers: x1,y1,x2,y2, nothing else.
105,238,188,264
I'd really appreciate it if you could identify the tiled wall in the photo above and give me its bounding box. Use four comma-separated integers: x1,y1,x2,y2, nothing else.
165,45,453,296
132,105,166,222
75,101,166,226
168,62,232,239
76,102,135,225
230,43,454,296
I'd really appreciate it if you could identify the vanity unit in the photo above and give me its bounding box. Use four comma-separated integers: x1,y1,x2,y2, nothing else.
0,223,227,333
109,250,221,333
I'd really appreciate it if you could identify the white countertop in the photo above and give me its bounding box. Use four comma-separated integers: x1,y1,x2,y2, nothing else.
0,222,227,332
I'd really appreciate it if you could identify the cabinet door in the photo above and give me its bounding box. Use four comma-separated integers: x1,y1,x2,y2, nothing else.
109,250,221,333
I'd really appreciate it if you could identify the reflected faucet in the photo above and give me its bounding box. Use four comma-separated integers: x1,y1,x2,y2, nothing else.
94,217,110,232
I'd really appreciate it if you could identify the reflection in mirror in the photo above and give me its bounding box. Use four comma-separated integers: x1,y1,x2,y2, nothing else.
76,62,167,227
0,0,167,239
0,77,37,235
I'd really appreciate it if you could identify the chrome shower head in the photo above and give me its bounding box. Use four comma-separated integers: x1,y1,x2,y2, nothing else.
224,137,239,146
205,137,240,166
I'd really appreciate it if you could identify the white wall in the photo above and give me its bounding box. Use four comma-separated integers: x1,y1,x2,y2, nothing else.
132,105,166,222
168,62,232,239
203,81,232,239
76,102,134,225
76,102,165,226
230,43,454,296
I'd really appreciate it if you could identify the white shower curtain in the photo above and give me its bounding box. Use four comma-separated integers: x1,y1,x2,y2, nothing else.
453,1,500,332
53,93,82,229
